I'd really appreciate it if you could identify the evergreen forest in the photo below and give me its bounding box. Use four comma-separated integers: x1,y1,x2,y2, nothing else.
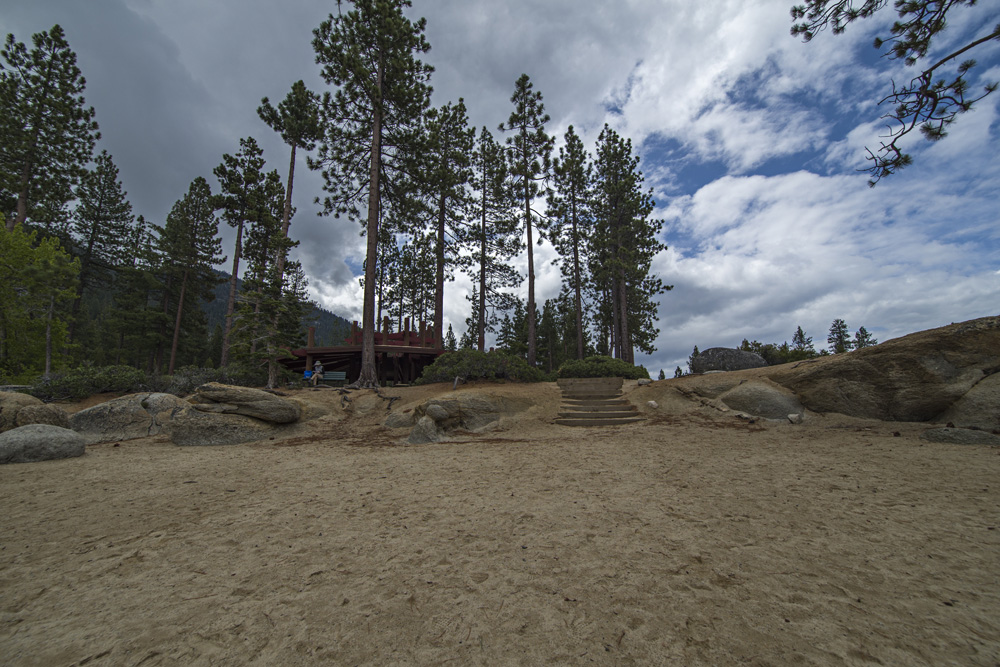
2,5,671,390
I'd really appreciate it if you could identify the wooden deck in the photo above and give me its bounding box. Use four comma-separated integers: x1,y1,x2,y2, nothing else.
283,318,446,385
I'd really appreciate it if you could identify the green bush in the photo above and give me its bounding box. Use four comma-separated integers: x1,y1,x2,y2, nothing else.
28,364,148,401
26,362,291,400
557,355,650,380
165,365,223,395
416,349,549,384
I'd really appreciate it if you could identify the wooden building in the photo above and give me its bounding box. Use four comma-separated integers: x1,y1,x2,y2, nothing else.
283,317,445,385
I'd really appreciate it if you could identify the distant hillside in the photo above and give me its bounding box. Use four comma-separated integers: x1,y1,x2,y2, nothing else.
208,270,351,346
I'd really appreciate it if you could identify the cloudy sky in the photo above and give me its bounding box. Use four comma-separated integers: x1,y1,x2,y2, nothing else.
4,0,998,375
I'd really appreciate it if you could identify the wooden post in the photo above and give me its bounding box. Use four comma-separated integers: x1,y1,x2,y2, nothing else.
307,326,316,348
404,317,411,346
419,320,426,347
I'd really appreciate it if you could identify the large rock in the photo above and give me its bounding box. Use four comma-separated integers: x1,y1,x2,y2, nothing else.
935,372,1000,432
0,391,44,433
405,394,529,444
0,424,86,464
191,383,301,424
691,348,768,374
408,415,441,445
384,411,416,429
70,393,189,444
767,316,1000,422
169,408,287,446
15,404,71,430
719,381,805,420
686,375,744,399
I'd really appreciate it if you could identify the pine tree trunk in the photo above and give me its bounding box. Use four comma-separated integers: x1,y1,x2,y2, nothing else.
571,195,584,359
44,294,54,379
168,269,190,374
477,195,487,352
274,143,296,281
266,343,279,390
434,193,446,346
220,219,245,367
68,217,102,343
13,147,34,230
155,274,173,373
525,182,537,366
610,282,620,359
250,297,261,355
12,69,52,230
265,144,298,385
617,269,631,364
355,56,384,388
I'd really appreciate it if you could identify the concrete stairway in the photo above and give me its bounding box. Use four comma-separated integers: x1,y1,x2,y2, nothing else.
554,378,644,427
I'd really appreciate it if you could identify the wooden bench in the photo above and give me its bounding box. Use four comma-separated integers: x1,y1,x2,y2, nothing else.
305,370,347,386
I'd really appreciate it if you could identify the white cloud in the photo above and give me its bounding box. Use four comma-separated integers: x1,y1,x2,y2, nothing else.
4,0,997,372
643,153,1000,373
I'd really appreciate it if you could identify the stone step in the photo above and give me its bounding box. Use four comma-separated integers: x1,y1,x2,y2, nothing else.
561,404,637,412
561,391,623,399
554,417,645,427
557,377,624,391
562,398,631,407
558,410,638,419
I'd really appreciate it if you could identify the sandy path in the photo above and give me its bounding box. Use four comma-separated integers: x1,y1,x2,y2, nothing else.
1,386,999,665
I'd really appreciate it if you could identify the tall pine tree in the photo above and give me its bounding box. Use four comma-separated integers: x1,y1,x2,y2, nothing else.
69,150,135,342
257,80,321,288
155,177,224,374
591,125,669,363
213,136,270,367
311,0,433,388
1,25,99,231
0,226,79,379
827,318,852,353
546,125,593,361
106,215,163,368
233,173,308,388
499,74,553,367
422,99,474,345
468,127,522,351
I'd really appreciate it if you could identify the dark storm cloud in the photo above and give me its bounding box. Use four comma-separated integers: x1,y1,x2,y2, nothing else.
2,0,227,223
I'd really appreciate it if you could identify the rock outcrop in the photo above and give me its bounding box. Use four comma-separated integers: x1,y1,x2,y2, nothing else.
190,383,301,423
0,391,44,433
0,424,86,464
935,372,1000,432
393,394,530,444
169,408,290,446
691,348,767,374
15,404,71,430
70,393,189,444
767,316,1000,422
717,381,805,420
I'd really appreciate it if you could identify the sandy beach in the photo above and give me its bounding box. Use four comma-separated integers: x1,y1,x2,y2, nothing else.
2,379,998,665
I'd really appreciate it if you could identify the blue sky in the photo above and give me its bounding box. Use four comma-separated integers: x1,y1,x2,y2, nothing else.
3,0,998,375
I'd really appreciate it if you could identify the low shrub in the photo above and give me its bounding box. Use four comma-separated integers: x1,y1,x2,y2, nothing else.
557,355,649,380
416,349,549,385
164,366,223,395
26,362,291,401
28,364,148,401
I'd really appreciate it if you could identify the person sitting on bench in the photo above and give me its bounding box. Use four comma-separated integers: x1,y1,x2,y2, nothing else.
311,360,324,386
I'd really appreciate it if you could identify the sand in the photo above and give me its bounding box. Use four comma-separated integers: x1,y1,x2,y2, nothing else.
1,379,999,665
